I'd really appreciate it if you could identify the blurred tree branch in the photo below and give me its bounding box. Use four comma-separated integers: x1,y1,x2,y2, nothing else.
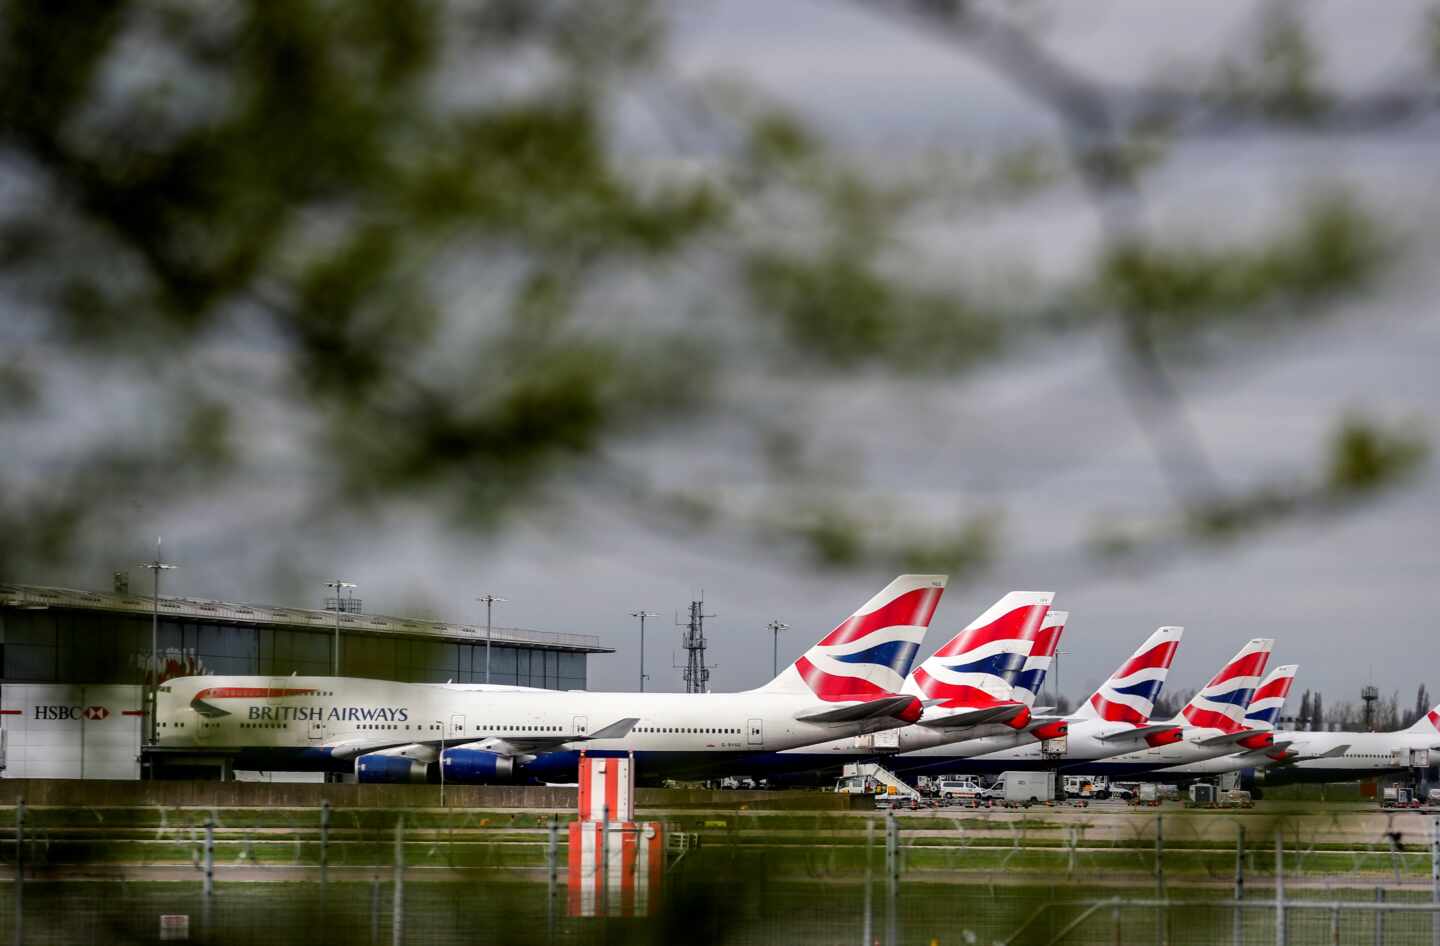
0,0,1434,587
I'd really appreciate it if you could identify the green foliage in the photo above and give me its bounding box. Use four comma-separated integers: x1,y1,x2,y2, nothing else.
1210,4,1333,122
1095,192,1383,334
1325,413,1429,495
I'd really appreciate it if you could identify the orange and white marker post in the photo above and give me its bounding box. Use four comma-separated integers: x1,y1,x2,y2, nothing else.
568,751,664,917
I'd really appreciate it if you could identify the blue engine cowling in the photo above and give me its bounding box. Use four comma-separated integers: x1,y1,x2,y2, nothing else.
355,754,430,784
440,748,515,784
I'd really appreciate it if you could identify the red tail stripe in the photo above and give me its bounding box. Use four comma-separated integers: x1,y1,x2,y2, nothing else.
910,670,1010,709
1088,694,1147,726
1205,651,1269,687
817,587,943,647
1029,622,1064,659
1429,709,1440,731
794,656,892,701
1145,728,1184,747
1237,732,1273,750
1182,706,1242,733
1111,641,1180,679
1251,677,1294,702
932,604,1046,658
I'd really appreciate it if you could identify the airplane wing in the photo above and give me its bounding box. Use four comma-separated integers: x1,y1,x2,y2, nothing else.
1096,724,1178,743
916,704,1027,730
796,695,918,724
325,717,640,760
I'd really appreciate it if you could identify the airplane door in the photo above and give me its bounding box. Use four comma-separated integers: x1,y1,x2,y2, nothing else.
450,714,465,739
747,718,763,747
308,718,324,742
573,715,588,737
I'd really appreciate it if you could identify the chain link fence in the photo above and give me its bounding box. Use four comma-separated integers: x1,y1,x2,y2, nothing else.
4,798,1440,944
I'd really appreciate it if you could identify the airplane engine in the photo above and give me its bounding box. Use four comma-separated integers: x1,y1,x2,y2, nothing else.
355,754,429,784
440,748,515,784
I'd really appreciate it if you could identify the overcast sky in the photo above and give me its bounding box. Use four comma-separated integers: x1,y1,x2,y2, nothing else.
23,0,1440,710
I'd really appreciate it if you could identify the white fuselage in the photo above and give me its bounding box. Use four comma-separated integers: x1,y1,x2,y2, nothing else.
885,717,1170,775
1160,729,1440,781
155,675,911,781
1064,723,1262,777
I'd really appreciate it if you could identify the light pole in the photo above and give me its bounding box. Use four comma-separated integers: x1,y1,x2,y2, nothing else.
1052,649,1067,712
476,594,507,683
439,719,447,807
767,621,790,677
631,611,658,691
325,580,356,675
138,537,177,749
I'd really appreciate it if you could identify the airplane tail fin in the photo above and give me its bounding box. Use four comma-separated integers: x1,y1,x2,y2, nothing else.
755,575,947,700
901,591,1052,711
1404,703,1440,734
1178,638,1274,733
1243,664,1298,731
1011,610,1067,707
1074,626,1183,725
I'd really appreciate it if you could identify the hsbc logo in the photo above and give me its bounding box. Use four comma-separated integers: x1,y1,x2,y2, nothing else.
33,705,111,721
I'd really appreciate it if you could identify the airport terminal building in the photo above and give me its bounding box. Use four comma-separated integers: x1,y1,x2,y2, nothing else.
0,581,611,779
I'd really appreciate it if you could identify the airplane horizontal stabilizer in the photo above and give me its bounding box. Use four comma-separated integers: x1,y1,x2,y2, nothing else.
795,695,917,724
1095,724,1177,743
1195,728,1268,748
916,704,1025,730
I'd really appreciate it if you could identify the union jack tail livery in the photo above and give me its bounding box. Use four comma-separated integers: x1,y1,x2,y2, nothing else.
1404,702,1440,734
1011,610,1067,707
757,575,947,700
1243,664,1298,731
902,591,1052,713
1177,638,1274,733
1075,626,1184,726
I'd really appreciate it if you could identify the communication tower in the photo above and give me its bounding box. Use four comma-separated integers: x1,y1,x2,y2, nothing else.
678,597,715,694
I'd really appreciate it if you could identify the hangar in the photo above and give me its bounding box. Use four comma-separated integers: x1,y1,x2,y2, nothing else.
0,580,610,778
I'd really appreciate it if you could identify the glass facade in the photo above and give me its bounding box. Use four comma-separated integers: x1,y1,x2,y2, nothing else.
0,609,587,690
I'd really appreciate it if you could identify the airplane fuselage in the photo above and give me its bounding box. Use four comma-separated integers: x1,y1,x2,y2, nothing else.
155,675,915,782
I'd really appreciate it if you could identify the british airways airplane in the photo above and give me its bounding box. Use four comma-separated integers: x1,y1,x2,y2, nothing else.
154,575,948,784
1062,638,1277,777
1157,664,1302,778
725,592,1065,780
891,624,1187,776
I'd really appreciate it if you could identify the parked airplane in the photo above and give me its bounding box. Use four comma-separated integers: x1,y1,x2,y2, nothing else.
1064,638,1276,778
727,593,1062,779
154,575,948,783
1247,702,1440,786
884,624,1187,776
1157,664,1301,778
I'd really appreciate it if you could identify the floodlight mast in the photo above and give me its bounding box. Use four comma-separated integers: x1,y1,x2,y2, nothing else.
325,580,357,674
476,595,507,683
631,611,659,691
138,537,177,750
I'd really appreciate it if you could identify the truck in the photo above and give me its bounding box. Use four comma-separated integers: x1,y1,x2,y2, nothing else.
981,771,1054,804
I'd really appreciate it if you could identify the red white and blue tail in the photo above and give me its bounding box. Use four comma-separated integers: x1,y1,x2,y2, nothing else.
1178,638,1273,733
1243,664,1298,731
756,575,947,700
902,591,1052,708
1011,610,1067,707
1076,626,1184,725
1404,703,1440,735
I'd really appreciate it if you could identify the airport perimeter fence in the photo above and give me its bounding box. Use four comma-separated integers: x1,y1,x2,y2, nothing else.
4,798,1440,944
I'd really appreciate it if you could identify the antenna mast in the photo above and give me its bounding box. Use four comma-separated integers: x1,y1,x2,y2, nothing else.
678,596,715,694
